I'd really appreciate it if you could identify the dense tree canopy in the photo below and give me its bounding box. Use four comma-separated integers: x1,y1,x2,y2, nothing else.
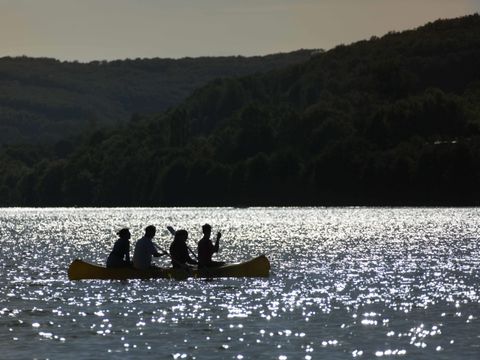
0,51,314,144
1,15,480,206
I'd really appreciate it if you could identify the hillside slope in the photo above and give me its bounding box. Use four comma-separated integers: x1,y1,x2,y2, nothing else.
1,15,480,206
0,51,314,144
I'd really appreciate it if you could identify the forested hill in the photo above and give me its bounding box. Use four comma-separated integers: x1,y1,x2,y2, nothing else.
0,50,314,144
2,14,480,206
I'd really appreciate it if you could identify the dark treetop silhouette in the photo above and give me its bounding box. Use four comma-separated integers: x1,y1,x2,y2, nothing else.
1,15,480,206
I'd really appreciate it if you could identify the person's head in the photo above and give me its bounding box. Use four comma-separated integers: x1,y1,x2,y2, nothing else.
117,228,130,240
202,224,211,236
174,229,188,242
145,225,156,238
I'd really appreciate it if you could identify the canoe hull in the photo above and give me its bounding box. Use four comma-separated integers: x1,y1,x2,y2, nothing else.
68,255,270,280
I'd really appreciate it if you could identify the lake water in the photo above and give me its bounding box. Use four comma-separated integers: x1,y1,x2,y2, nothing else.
0,207,479,359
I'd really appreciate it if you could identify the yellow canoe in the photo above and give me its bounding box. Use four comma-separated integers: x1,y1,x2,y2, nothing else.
68,255,270,280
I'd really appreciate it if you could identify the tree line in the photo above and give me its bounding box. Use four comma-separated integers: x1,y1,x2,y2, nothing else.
1,15,480,206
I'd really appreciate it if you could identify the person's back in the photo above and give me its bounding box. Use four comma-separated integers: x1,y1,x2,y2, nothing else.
133,225,165,270
170,229,197,268
198,236,215,265
197,224,224,267
106,228,131,268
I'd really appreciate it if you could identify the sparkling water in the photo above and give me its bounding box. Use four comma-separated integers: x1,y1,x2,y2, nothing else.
1,207,479,359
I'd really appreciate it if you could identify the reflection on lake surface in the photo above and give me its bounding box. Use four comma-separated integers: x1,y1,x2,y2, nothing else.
0,207,479,359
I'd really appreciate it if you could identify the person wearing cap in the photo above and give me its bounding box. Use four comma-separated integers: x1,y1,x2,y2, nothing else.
197,224,225,267
133,225,168,270
106,228,132,268
169,229,198,268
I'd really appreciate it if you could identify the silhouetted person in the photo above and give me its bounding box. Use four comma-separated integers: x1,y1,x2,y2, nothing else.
106,228,131,268
198,224,225,267
133,225,167,270
169,229,198,268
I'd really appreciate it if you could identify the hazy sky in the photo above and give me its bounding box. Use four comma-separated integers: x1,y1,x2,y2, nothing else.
1,0,479,62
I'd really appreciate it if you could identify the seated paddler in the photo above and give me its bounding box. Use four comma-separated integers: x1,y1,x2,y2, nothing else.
197,224,225,267
106,228,132,268
169,229,198,268
133,225,168,270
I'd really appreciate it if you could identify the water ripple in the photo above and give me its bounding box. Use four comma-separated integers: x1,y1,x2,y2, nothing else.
1,207,479,359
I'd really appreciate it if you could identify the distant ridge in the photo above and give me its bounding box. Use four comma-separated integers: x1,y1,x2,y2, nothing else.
0,50,314,144
1,15,480,206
